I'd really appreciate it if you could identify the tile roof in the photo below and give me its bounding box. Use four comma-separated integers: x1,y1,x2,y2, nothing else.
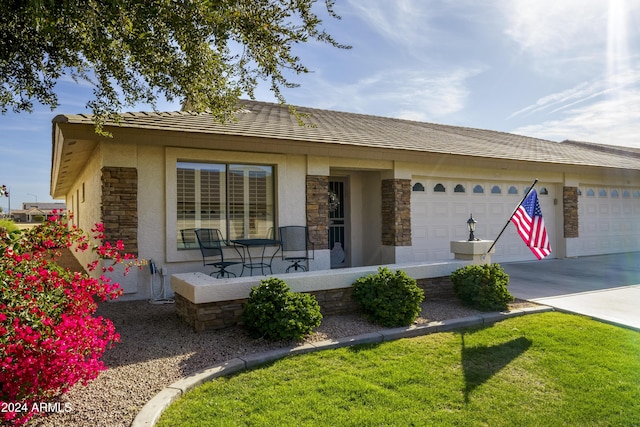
53,100,640,171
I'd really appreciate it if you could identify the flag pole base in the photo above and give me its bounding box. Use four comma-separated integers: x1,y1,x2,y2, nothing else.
450,240,496,264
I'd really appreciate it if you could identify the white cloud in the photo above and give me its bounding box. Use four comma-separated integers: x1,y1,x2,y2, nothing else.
286,64,486,123
499,0,640,148
275,0,640,150
509,58,640,148
508,82,595,118
513,88,640,147
501,0,607,58
345,0,435,48
386,67,487,121
508,80,615,119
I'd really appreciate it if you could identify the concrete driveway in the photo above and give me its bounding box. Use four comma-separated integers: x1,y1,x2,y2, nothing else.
502,252,640,331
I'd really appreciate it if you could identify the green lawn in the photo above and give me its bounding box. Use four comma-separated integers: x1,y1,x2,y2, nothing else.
157,312,640,426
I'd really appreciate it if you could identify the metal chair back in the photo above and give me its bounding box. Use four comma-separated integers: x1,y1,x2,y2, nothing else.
180,228,199,249
194,228,243,277
194,228,225,260
279,226,314,272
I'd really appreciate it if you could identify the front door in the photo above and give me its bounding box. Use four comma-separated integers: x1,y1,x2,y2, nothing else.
329,178,349,268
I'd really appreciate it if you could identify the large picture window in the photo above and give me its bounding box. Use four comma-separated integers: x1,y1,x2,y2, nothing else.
177,162,274,249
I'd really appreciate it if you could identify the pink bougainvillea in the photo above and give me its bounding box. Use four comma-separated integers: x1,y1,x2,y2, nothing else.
0,212,141,426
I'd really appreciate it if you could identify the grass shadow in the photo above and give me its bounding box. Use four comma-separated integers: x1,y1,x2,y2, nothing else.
461,333,532,403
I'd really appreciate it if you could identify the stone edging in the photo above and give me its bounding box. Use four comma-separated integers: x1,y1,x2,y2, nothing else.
131,305,553,427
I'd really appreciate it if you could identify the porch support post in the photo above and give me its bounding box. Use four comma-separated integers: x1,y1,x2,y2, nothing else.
100,166,140,294
101,166,138,254
563,186,579,238
306,175,330,250
381,178,412,250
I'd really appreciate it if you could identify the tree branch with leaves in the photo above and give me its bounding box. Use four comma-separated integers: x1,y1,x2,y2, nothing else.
0,0,349,133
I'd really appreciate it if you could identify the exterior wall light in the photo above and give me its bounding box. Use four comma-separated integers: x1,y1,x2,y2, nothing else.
467,214,477,241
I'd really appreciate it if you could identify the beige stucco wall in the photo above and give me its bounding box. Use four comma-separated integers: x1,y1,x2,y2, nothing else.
64,141,318,299
63,142,144,296
64,143,103,275
348,170,383,267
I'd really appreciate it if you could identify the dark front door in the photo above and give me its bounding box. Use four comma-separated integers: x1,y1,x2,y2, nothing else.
329,178,348,268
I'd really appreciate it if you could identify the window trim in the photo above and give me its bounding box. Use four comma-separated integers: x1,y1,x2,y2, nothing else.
433,183,446,193
166,147,285,262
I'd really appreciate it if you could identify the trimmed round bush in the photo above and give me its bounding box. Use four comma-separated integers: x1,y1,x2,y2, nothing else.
352,267,424,327
242,277,322,341
450,263,514,311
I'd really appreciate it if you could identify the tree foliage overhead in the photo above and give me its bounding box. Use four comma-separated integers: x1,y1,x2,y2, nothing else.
0,0,348,132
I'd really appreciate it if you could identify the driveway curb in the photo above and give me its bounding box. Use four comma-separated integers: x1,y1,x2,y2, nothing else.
131,305,553,427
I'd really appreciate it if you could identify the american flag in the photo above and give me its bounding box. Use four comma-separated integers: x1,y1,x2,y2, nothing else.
510,189,551,260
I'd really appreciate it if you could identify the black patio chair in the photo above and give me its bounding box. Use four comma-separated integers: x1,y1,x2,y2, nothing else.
194,228,243,278
179,228,199,250
279,226,314,272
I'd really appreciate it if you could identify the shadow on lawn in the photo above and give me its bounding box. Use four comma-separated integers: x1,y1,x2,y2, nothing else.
460,332,532,403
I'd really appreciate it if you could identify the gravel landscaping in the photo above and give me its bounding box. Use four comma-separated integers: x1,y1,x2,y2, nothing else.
27,297,536,427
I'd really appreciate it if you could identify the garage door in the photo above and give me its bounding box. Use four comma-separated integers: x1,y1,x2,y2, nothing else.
411,180,557,263
571,187,640,256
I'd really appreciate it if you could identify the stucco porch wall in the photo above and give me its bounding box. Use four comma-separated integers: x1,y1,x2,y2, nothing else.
172,260,470,331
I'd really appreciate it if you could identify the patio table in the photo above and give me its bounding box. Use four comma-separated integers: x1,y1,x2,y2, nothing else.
230,238,281,276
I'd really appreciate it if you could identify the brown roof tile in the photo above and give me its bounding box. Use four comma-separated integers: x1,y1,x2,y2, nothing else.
54,100,640,171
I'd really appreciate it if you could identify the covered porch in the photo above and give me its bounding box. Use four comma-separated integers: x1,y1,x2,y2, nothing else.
170,237,495,331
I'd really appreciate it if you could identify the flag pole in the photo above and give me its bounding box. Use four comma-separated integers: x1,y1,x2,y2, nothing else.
482,178,539,259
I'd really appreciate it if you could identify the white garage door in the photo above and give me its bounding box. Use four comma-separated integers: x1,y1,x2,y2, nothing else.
571,187,640,256
411,180,557,263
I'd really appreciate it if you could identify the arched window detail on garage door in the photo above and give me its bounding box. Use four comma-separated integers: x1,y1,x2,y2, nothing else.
539,187,548,195
586,189,595,197
473,185,484,193
491,185,501,194
622,190,630,198
611,189,619,198
412,182,425,192
634,190,640,198
454,184,465,193
599,189,607,197
433,183,446,193
508,186,518,195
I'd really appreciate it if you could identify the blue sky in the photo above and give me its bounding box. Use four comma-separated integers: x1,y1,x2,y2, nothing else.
1,0,639,212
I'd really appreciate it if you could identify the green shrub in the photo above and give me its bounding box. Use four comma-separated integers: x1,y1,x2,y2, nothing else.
0,219,19,233
450,263,514,311
242,277,322,341
352,267,424,327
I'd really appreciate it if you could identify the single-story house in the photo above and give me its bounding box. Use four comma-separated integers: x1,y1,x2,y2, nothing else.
10,202,67,223
50,100,640,300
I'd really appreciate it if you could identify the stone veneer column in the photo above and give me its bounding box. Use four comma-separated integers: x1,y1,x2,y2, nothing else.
306,175,329,249
101,167,138,255
381,179,412,246
563,186,579,238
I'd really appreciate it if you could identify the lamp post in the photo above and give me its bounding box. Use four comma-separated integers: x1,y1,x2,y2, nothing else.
467,214,477,241
0,185,8,218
